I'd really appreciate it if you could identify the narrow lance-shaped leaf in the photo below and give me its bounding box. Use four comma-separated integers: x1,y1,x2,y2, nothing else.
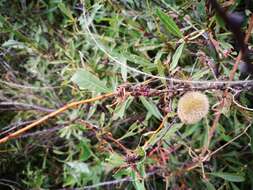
209,172,245,182
140,96,162,119
156,9,183,38
203,180,216,190
119,56,127,82
170,43,184,71
58,3,74,20
71,69,111,93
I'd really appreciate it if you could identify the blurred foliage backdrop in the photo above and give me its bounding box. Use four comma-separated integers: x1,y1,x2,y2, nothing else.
0,0,253,189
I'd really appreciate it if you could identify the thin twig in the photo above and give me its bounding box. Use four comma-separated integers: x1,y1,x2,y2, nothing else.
201,14,253,156
0,120,34,137
58,169,160,190
232,91,253,112
176,14,253,174
209,123,252,157
80,2,253,86
19,125,65,138
0,79,59,90
142,113,170,150
177,123,252,173
0,92,116,144
0,101,56,113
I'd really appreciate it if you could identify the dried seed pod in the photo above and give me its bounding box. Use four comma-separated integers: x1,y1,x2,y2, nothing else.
177,91,209,124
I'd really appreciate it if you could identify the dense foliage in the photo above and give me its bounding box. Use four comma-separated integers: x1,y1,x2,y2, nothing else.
0,0,253,189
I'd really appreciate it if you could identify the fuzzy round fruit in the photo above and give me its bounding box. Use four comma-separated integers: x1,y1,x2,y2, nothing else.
177,91,209,124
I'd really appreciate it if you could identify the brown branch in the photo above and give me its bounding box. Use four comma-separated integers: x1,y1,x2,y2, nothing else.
78,119,132,154
202,14,253,155
0,120,34,137
175,14,253,175
1,80,252,145
19,125,65,139
0,101,56,113
0,92,116,144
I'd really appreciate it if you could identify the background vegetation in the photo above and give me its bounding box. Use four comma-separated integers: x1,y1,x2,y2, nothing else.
0,0,253,189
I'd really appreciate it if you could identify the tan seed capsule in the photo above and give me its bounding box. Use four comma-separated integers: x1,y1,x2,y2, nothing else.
177,91,209,124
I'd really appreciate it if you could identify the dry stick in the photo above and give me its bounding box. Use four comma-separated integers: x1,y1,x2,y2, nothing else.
0,92,116,144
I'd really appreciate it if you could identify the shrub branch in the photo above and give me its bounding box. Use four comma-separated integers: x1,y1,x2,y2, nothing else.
0,92,116,144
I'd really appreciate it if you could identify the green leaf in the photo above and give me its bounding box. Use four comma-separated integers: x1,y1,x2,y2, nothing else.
66,161,90,175
131,170,145,190
71,69,111,93
78,141,91,161
163,123,183,141
113,96,134,120
2,39,33,53
192,69,210,80
154,51,167,85
0,14,35,45
156,9,183,38
203,180,216,190
231,182,240,190
170,43,184,71
181,123,200,138
119,57,128,82
140,96,162,119
106,153,125,168
209,172,245,182
118,122,145,140
113,51,156,72
58,3,74,20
